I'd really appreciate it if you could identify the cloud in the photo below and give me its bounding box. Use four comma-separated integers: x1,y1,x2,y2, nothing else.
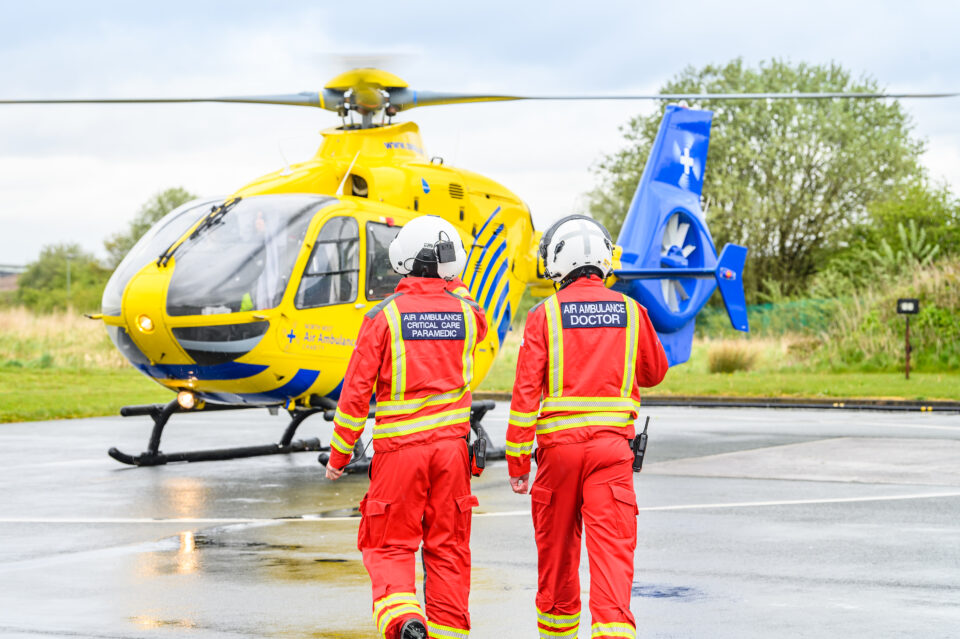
0,1,958,264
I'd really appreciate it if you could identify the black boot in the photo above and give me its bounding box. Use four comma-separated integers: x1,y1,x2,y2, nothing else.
400,618,427,639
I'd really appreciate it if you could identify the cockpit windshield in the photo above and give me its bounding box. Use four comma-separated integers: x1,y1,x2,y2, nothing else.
101,198,218,316
166,195,334,316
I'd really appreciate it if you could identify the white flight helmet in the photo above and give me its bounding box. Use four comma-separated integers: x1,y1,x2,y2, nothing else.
389,215,467,280
539,215,614,282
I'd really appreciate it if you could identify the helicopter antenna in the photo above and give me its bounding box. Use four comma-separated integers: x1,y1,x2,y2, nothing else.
336,151,361,197
277,141,294,177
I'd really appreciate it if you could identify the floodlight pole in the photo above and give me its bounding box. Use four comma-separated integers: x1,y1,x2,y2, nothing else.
905,315,911,380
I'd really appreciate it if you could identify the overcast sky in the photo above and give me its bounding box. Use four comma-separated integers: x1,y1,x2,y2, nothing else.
1,0,957,265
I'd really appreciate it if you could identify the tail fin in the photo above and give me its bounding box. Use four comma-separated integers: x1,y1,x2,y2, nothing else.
716,244,749,332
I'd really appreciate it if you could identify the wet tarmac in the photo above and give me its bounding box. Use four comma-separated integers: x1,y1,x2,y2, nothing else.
1,404,959,638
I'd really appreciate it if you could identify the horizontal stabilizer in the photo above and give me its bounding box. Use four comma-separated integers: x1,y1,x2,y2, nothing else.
716,244,749,331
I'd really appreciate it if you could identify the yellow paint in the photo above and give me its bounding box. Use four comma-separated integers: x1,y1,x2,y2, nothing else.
103,69,602,407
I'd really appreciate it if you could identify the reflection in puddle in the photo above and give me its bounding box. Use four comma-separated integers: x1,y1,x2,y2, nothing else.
130,613,197,629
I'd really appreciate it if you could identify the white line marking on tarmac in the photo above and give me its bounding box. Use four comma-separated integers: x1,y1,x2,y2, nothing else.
2,491,959,524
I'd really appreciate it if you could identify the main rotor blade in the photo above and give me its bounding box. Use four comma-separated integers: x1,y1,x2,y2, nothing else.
0,90,345,111
388,89,959,110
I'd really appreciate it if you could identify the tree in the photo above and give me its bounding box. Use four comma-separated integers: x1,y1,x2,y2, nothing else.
17,243,110,313
104,187,196,268
584,59,926,299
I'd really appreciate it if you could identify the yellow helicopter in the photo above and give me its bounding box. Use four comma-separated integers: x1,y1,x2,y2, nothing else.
7,68,952,468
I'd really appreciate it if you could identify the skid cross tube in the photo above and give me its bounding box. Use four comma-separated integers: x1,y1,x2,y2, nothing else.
317,399,504,474
108,400,324,466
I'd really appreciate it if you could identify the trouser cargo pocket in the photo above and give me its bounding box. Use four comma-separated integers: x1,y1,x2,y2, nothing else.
609,484,638,540
455,494,479,543
358,497,391,550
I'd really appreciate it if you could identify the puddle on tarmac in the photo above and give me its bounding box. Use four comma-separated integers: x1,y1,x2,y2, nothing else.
632,582,704,599
137,528,369,584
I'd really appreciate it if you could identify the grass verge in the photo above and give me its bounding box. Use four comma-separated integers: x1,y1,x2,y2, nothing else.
0,367,170,423
480,332,960,401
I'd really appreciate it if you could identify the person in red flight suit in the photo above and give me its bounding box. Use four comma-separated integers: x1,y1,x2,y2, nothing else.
325,215,487,639
506,215,668,639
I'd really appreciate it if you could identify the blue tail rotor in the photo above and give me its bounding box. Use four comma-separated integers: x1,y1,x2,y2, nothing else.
610,105,749,366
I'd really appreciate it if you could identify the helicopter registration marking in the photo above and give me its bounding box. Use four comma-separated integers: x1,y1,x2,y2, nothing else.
561,301,627,329
401,312,466,340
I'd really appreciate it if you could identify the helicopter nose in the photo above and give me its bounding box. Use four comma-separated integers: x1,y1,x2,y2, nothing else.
121,263,191,366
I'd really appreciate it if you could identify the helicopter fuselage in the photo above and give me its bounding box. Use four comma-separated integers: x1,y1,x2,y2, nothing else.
101,121,544,407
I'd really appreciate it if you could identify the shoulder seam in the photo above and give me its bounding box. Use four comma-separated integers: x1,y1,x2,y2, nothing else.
365,292,404,319
529,297,550,314
444,289,480,311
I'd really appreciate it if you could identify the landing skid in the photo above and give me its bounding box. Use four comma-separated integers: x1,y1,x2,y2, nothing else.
317,399,506,475
108,399,327,466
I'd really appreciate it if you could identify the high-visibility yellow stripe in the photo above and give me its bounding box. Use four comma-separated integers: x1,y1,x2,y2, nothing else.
545,296,564,397
377,604,424,635
508,409,538,428
537,608,581,624
427,621,470,638
373,592,424,637
372,406,471,438
376,386,468,415
540,396,639,413
590,621,635,638
620,295,638,398
504,439,534,457
330,431,353,455
383,301,406,401
333,407,367,432
539,627,579,638
460,301,476,386
373,592,419,615
535,412,634,435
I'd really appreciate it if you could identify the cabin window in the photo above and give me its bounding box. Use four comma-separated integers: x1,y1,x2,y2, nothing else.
295,216,360,309
166,195,325,316
366,222,402,300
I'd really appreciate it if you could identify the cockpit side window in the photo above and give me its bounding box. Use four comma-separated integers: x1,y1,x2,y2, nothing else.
366,222,402,300
295,216,360,309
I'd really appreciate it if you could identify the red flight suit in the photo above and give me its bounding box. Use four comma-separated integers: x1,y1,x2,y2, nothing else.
506,274,668,639
330,276,488,639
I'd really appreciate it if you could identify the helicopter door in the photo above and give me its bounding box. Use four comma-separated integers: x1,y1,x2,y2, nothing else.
364,221,402,300
294,216,360,309
281,216,363,359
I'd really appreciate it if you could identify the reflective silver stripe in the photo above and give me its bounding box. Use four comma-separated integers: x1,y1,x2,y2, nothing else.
383,301,406,401
372,407,472,438
504,440,534,457
590,621,635,638
539,627,578,638
545,296,563,397
536,412,634,435
376,386,467,415
460,300,476,386
427,622,470,638
537,609,581,627
540,396,637,413
508,410,538,427
621,294,638,398
330,431,353,454
333,407,367,431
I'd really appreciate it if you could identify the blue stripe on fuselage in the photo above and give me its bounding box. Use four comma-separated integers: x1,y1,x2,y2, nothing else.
463,207,502,278
474,241,506,309
136,361,268,381
468,224,504,291
483,259,509,310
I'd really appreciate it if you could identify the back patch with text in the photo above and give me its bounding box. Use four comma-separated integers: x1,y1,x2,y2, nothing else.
561,301,627,329
401,312,466,340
